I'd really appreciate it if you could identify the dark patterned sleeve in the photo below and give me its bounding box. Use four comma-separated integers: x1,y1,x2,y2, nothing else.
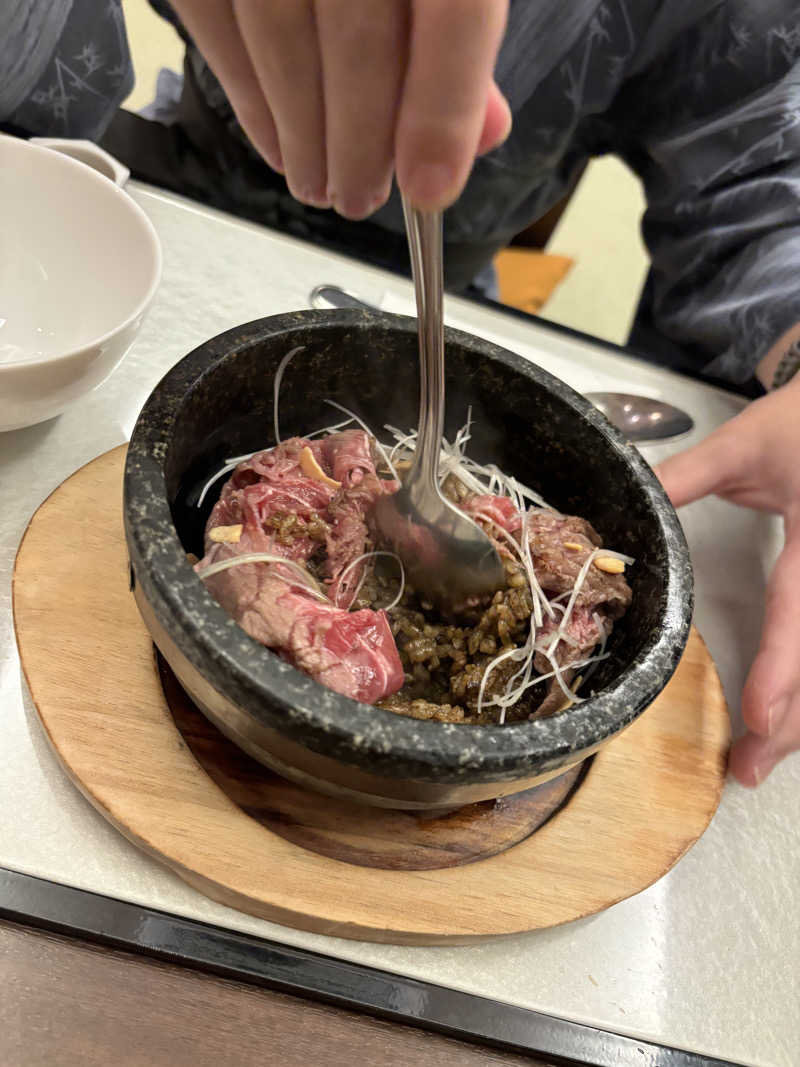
619,6,800,385
1,0,133,140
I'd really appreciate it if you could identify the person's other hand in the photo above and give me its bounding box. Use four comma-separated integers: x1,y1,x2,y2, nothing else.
170,0,511,217
656,375,800,786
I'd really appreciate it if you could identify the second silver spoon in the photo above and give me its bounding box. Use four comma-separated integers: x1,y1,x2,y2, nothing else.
309,284,694,443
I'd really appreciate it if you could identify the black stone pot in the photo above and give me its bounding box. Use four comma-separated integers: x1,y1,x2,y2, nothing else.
124,310,693,809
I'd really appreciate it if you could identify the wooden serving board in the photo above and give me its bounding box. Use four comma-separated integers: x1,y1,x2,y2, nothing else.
13,446,731,945
156,650,587,872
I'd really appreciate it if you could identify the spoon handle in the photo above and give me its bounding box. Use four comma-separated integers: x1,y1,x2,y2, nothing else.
402,195,445,488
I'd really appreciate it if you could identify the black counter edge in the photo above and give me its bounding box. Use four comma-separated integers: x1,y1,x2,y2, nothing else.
0,867,740,1067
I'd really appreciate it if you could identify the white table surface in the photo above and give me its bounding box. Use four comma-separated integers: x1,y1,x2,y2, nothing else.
1,184,798,1067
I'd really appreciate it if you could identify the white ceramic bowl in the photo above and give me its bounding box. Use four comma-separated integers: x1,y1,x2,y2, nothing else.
0,135,161,431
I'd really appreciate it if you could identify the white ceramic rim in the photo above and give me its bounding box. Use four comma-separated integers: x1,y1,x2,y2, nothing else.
0,134,163,369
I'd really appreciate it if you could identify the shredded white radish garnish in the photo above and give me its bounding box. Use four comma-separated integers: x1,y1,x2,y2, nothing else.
323,400,399,480
491,652,609,724
197,452,265,508
196,353,633,723
521,508,551,625
197,421,357,509
381,412,632,721
386,420,552,510
581,612,609,690
476,645,528,724
334,550,406,612
545,649,584,706
554,673,585,714
224,450,258,465
389,431,419,465
545,548,602,658
196,552,328,603
198,463,236,508
471,511,551,626
273,345,305,446
536,629,580,651
306,416,356,439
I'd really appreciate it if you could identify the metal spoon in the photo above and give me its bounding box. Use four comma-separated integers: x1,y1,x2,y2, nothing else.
309,284,694,443
370,199,505,605
584,392,692,441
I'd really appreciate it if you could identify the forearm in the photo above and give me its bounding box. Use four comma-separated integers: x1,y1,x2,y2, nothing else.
757,322,800,390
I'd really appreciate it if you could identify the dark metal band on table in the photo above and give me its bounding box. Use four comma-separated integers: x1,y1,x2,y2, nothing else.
0,868,735,1067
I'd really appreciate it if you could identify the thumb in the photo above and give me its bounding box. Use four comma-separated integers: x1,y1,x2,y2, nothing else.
654,428,736,509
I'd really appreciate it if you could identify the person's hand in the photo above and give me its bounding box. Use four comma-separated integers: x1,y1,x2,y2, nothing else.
656,374,800,786
170,0,511,217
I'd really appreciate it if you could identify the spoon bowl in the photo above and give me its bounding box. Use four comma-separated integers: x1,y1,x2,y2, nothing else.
587,392,693,442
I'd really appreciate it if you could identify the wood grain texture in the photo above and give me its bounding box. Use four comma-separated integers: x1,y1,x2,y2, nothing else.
158,650,586,871
0,922,548,1067
13,446,731,944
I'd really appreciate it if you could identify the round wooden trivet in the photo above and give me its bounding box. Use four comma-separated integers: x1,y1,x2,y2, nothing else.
156,650,586,871
13,446,731,945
